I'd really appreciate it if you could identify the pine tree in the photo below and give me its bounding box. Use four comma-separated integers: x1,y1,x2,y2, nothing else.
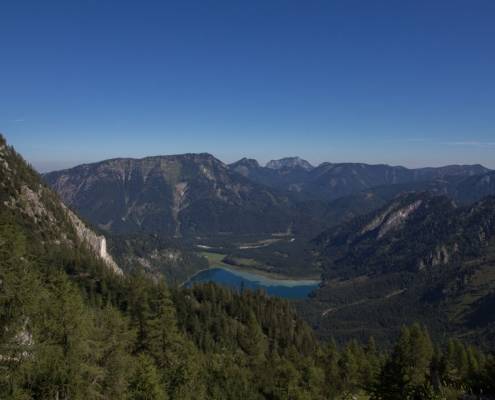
94,305,135,399
148,282,205,400
128,354,167,400
339,342,361,397
126,272,153,354
238,310,267,363
0,221,40,399
31,270,99,399
364,336,382,389
370,325,434,400
321,338,341,397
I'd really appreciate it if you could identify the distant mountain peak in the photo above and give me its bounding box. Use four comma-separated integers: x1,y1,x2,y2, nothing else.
230,157,261,169
265,157,313,171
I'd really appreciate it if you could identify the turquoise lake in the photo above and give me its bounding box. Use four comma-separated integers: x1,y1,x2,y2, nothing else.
185,267,320,299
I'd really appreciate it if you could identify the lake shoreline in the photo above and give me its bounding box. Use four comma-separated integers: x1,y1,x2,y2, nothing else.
216,264,321,285
183,264,321,288
198,251,321,281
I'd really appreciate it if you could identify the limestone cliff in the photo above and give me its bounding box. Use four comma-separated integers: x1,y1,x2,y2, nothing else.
0,135,122,275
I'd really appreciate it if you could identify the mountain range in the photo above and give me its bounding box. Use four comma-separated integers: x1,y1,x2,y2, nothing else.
44,154,296,237
44,154,493,239
39,148,495,345
1,134,346,399
231,157,490,201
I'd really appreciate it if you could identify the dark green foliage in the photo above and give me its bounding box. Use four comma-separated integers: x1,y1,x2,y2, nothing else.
3,135,495,399
305,191,495,347
129,354,168,400
2,193,495,399
370,325,434,399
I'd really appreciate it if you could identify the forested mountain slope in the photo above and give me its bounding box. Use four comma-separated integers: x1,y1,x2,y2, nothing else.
41,147,495,293
3,135,495,399
305,192,495,347
0,135,121,274
0,135,335,398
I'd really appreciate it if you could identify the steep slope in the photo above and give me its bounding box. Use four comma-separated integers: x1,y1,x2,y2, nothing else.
312,172,495,232
316,193,465,277
304,192,495,345
0,135,122,275
108,233,208,283
44,154,296,237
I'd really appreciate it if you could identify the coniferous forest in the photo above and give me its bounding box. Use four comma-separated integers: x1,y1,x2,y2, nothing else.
2,205,495,399
1,136,495,400
3,1,495,398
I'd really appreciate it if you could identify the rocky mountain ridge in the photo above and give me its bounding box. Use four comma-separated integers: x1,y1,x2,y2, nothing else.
44,151,494,245
265,156,314,171
0,135,122,275
231,156,490,201
305,191,495,344
315,192,495,276
44,153,296,237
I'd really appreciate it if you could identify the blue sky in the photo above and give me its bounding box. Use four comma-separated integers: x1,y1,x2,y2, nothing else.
1,0,494,171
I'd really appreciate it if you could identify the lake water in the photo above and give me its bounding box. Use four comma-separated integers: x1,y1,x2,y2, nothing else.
185,267,320,299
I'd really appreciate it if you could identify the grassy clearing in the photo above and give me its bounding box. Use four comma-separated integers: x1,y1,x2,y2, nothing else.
200,251,232,268
200,251,269,270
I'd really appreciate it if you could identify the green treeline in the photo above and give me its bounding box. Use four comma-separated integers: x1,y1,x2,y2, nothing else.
1,214,495,400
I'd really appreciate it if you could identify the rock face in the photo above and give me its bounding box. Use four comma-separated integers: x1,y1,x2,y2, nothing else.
64,206,122,275
0,136,122,275
360,199,423,239
44,153,296,236
315,192,495,278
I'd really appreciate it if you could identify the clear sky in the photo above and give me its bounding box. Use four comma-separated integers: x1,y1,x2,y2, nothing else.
1,0,494,172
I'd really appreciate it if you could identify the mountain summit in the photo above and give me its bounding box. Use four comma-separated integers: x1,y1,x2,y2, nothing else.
265,157,314,171
44,153,295,236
